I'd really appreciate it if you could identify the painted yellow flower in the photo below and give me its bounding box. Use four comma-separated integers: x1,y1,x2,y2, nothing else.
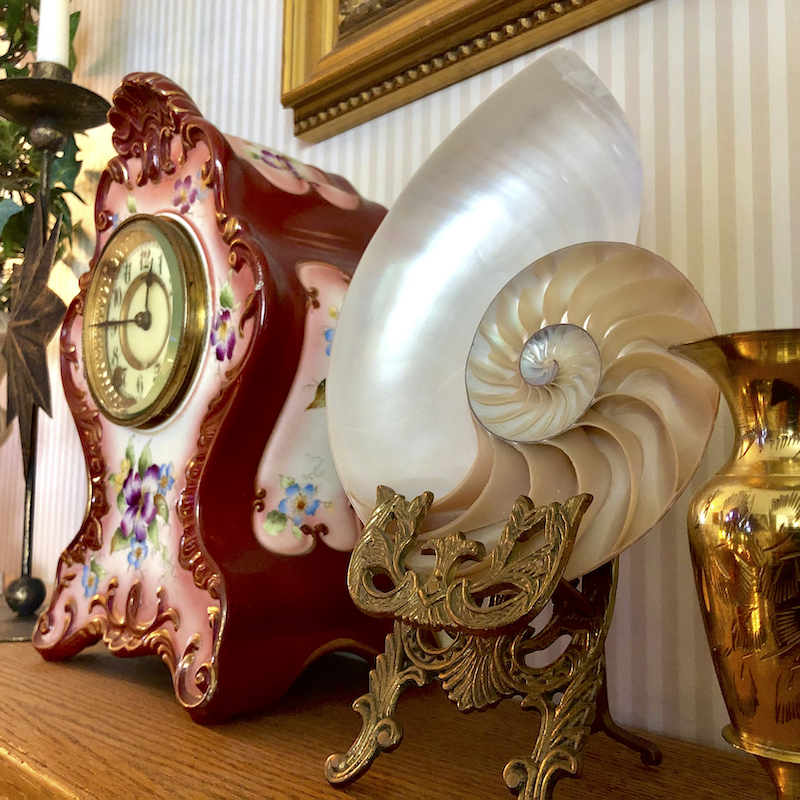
114,458,131,493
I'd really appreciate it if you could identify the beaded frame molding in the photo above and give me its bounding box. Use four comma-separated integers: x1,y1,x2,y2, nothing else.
281,0,649,142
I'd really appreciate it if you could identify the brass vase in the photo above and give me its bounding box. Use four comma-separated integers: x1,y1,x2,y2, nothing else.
673,330,800,800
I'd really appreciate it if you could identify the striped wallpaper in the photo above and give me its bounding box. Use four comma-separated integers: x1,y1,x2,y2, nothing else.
0,0,795,750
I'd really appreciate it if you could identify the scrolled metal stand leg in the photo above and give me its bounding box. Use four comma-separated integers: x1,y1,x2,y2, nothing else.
325,620,431,784
592,670,662,766
504,654,605,800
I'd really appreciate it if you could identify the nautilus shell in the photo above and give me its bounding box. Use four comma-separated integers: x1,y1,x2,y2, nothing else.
327,49,718,578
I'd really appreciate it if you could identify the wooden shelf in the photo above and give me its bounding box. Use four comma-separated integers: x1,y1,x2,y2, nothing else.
0,642,774,799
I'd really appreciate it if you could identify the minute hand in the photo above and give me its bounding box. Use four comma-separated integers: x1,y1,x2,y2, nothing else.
91,311,150,329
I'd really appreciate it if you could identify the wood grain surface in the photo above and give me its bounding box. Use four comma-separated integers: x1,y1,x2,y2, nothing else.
0,642,775,799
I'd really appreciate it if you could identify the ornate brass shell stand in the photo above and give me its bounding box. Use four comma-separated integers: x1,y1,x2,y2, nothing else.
325,487,661,799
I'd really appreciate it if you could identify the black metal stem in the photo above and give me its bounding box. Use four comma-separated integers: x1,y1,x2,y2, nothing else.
20,405,37,577
19,145,54,579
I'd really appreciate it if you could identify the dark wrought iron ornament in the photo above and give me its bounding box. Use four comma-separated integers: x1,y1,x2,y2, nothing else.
0,61,108,623
3,197,65,469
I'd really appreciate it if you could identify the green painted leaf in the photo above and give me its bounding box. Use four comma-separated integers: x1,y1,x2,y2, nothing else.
89,557,107,579
125,438,135,467
127,195,137,215
138,442,152,476
110,529,128,553
291,524,304,539
306,379,326,410
116,487,126,514
279,475,295,490
263,511,288,536
155,493,169,523
147,520,159,548
219,282,234,310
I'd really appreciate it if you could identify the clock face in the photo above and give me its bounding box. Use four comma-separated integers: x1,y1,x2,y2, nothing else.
83,216,208,427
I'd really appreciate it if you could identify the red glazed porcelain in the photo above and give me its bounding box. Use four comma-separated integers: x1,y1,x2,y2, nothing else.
33,73,389,722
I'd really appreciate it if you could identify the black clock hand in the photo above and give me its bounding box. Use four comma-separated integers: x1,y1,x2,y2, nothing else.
91,311,151,329
132,268,155,331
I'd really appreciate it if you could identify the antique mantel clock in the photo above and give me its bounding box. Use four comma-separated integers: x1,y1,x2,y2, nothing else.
33,72,389,721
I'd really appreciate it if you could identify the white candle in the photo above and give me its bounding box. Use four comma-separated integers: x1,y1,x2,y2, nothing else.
37,0,71,69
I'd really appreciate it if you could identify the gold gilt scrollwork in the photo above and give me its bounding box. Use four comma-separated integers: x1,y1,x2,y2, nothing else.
328,487,661,800
348,485,591,634
91,579,180,665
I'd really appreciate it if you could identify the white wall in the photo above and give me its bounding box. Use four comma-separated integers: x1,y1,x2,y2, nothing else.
1,0,796,749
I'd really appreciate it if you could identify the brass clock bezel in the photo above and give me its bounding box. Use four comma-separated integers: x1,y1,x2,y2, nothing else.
83,215,208,428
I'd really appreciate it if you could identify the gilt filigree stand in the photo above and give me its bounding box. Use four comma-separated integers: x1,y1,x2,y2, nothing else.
325,486,661,799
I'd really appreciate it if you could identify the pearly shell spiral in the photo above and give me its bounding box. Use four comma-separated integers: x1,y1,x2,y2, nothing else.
466,242,718,577
327,49,718,578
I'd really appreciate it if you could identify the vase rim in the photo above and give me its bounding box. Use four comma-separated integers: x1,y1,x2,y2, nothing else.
671,328,800,353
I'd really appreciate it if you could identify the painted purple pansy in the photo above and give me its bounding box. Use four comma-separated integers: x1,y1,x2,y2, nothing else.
173,175,198,214
120,464,160,542
278,482,321,526
260,149,300,177
211,308,236,361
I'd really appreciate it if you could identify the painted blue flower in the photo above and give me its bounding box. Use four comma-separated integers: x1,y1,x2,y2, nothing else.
81,564,99,598
278,482,321,526
158,463,175,493
128,537,148,569
324,327,334,356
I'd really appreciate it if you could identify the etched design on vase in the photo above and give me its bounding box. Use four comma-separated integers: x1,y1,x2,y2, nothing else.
673,330,800,793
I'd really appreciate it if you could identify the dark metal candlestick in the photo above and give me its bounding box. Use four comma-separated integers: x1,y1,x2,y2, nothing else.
0,61,109,622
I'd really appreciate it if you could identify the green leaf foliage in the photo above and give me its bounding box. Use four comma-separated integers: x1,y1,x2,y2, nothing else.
0,4,85,312
0,198,24,234
155,493,169,523
138,442,152,476
147,520,159,548
116,486,126,514
306,379,326,410
110,529,128,554
219,281,235,310
68,10,79,71
89,556,106,579
125,438,135,468
264,510,288,536
51,135,81,193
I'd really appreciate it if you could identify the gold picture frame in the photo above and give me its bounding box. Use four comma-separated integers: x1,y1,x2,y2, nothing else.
282,0,648,142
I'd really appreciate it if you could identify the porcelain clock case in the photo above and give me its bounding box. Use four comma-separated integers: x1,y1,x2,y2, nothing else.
33,73,389,722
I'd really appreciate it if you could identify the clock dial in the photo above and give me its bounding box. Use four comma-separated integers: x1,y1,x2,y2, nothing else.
83,216,207,427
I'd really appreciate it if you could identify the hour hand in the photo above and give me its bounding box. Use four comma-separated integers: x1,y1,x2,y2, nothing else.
92,310,151,329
